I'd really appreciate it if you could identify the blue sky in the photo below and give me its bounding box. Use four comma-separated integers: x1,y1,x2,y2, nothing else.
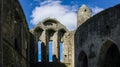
19,0,120,30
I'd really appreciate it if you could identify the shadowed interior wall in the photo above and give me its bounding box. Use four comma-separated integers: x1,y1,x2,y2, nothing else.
1,0,30,67
75,4,120,67
0,0,3,66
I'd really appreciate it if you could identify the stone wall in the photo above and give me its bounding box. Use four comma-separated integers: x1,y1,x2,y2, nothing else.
30,18,74,67
77,5,92,27
1,0,120,67
30,33,36,65
63,31,75,67
0,0,3,67
1,0,30,67
75,4,120,67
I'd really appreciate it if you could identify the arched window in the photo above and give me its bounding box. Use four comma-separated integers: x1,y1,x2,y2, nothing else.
58,29,66,62
38,40,41,62
46,29,55,62
49,40,53,62
60,42,63,62
98,40,120,67
78,51,88,67
35,28,43,62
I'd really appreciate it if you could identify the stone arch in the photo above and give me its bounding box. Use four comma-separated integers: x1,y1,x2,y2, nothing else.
42,18,60,28
34,27,44,32
42,18,59,24
34,27,44,38
78,51,88,67
46,29,56,40
58,29,66,62
58,29,66,42
34,28,44,63
98,40,120,67
43,20,58,26
34,27,44,47
58,28,66,40
46,29,56,62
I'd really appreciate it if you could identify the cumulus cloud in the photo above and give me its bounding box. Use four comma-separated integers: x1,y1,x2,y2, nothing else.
30,0,77,31
91,6,104,15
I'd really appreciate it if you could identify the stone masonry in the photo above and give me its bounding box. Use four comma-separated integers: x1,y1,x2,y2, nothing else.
1,0,30,67
75,4,120,67
1,0,120,67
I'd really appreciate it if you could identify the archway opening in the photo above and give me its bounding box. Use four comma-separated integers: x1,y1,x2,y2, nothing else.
35,28,43,62
49,40,53,62
46,29,55,62
102,44,120,67
78,51,88,67
60,42,63,62
58,29,66,62
34,27,43,38
38,40,41,62
99,40,120,67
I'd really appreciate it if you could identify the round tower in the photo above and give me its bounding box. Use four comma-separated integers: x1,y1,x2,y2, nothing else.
77,4,92,27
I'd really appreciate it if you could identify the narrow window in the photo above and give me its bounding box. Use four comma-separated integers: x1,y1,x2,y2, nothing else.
15,38,18,50
49,41,53,62
38,41,41,62
60,42,63,62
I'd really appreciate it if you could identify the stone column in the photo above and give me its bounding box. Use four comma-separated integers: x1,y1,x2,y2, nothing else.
53,31,59,62
62,33,69,63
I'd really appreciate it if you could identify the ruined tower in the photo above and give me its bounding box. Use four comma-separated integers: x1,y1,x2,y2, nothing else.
77,4,92,27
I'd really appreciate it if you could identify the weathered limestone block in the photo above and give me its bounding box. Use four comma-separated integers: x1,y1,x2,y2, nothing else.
77,4,92,27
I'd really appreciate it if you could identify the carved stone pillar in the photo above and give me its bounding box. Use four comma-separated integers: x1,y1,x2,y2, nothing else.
53,31,59,62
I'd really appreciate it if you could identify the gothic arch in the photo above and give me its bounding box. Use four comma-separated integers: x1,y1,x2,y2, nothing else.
42,18,59,25
58,28,66,34
58,28,66,32
58,29,66,62
34,27,44,39
46,29,56,62
43,20,58,26
78,51,88,67
98,40,120,67
34,27,43,34
58,28,66,41
46,29,56,40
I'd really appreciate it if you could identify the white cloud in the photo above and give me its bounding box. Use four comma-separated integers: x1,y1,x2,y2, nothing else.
91,6,104,15
30,0,77,31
